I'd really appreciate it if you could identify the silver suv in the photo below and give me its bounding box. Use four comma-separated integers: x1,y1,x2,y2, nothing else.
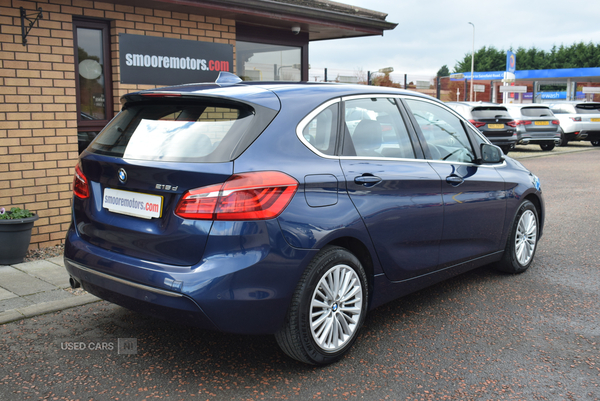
546,102,600,146
504,104,562,151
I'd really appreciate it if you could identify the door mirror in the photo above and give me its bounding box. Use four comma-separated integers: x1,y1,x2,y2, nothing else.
479,143,504,164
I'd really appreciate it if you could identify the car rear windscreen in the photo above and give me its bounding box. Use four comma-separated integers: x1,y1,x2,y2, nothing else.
575,104,600,114
519,107,553,118
89,99,258,162
471,107,510,119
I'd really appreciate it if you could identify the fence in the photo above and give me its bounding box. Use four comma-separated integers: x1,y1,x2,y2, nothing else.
308,68,600,103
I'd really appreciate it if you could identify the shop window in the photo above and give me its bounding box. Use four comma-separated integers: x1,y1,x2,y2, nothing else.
73,19,113,154
237,41,301,81
236,24,308,82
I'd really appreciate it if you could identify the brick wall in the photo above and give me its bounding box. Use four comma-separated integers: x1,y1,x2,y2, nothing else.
0,0,236,249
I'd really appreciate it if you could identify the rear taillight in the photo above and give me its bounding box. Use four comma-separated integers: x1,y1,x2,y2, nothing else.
570,117,582,122
175,171,298,221
73,164,89,199
551,120,560,125
468,120,486,128
511,120,532,126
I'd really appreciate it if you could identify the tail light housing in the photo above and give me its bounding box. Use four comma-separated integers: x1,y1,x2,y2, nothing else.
507,120,532,126
570,116,582,122
469,120,486,128
73,164,89,199
552,120,560,125
175,171,298,221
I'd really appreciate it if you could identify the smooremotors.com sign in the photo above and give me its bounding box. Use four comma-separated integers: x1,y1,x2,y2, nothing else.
119,34,233,85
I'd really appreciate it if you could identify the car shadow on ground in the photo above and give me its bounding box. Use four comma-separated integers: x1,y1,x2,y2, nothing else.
68,262,510,369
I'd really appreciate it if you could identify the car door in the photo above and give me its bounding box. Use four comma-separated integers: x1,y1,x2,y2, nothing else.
339,96,444,281
403,98,507,267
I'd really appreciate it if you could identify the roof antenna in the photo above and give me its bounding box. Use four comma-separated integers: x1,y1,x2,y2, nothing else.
216,71,242,86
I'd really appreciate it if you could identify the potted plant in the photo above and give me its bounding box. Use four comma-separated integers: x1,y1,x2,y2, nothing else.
0,207,39,265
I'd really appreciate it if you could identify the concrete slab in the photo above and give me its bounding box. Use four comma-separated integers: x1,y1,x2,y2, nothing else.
23,289,73,304
0,293,101,324
0,265,56,296
47,256,65,267
0,296,33,312
12,260,71,288
0,309,23,324
0,287,18,301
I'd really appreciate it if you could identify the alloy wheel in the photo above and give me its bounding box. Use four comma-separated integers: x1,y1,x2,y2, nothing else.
310,264,363,352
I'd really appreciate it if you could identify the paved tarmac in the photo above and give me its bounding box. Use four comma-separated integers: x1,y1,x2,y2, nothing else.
0,257,99,324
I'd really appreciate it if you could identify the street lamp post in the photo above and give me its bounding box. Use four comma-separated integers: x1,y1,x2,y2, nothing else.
468,22,475,102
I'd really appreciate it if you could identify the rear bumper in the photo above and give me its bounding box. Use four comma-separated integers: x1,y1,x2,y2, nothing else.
64,220,316,335
517,132,561,145
65,258,220,331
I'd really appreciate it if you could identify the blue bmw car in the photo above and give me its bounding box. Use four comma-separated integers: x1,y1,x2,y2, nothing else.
65,73,543,365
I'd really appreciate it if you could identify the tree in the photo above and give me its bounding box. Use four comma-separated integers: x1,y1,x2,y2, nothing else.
452,42,600,72
437,65,450,77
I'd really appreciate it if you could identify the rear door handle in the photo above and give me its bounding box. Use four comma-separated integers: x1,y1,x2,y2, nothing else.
354,175,383,186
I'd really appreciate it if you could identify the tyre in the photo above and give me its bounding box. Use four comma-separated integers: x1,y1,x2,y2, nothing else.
495,200,539,274
559,134,568,147
540,142,555,151
275,246,369,365
591,140,600,147
499,145,511,155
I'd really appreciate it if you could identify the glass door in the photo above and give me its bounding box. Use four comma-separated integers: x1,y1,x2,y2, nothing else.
73,19,113,153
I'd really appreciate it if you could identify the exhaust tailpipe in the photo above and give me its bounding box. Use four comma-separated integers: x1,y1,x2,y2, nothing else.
69,277,81,289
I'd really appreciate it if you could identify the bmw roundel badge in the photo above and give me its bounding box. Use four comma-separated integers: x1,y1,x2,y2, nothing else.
118,168,127,184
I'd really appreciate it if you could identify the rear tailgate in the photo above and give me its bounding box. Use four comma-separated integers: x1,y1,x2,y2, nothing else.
73,93,279,267
76,156,232,266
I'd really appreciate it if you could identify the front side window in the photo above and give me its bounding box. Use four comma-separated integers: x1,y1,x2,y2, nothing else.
342,98,415,159
405,99,475,163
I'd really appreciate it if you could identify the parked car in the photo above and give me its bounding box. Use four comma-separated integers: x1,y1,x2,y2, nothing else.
445,102,517,154
65,73,544,365
546,101,600,146
504,104,562,151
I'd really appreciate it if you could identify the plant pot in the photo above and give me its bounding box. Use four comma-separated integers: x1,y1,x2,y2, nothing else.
0,214,39,265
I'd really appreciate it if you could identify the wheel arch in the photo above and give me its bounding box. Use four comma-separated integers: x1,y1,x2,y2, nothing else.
523,193,544,238
327,236,376,307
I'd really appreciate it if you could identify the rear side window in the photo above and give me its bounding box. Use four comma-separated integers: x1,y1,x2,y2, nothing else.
302,103,338,156
575,104,600,114
471,107,510,119
519,107,553,117
342,97,415,159
90,100,257,162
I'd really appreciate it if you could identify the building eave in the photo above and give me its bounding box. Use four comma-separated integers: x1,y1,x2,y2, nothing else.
102,0,398,40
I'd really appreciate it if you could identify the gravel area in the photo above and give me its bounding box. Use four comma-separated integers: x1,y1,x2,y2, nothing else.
24,243,65,262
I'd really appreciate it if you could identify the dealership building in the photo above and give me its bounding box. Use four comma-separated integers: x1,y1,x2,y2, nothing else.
0,0,396,249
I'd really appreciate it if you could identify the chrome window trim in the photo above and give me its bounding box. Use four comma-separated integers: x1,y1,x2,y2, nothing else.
296,98,341,160
295,94,506,168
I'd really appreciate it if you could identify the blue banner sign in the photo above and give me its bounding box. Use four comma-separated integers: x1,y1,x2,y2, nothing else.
518,92,586,100
506,51,516,74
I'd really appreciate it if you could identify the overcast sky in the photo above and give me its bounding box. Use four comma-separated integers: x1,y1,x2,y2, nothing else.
309,0,600,78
